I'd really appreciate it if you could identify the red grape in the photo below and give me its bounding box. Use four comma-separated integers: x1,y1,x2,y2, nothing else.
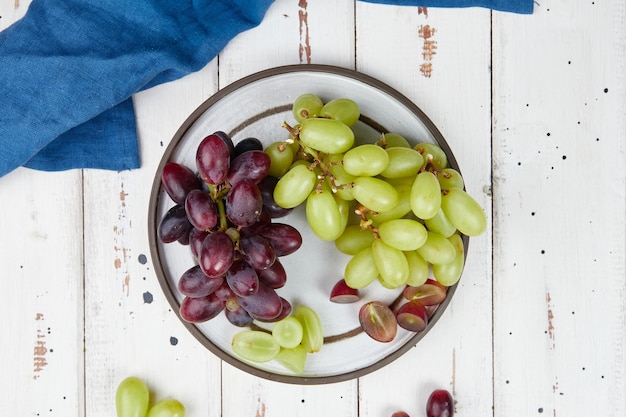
234,137,263,156
256,223,302,256
396,300,429,332
235,282,283,322
226,260,260,297
391,412,410,417
224,300,254,327
180,293,225,323
227,150,271,185
198,231,234,277
258,176,292,218
161,162,201,204
158,204,193,243
177,265,224,298
196,133,231,185
359,301,398,342
225,179,263,227
184,189,218,231
189,228,209,258
257,258,287,289
426,389,454,417
239,234,276,271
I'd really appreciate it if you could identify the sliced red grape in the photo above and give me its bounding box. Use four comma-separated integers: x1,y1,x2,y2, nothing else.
239,234,276,271
227,150,271,185
161,162,201,204
177,265,224,298
196,133,231,185
158,204,193,243
225,179,263,227
198,231,234,277
395,300,429,332
184,189,218,231
402,279,447,306
359,301,397,343
426,389,454,417
256,223,302,256
329,279,360,303
257,258,287,289
179,293,225,323
235,282,283,322
391,412,410,417
226,260,260,297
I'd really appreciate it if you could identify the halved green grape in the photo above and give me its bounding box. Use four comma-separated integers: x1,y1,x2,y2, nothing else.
306,185,345,241
293,305,323,353
352,176,399,213
441,187,487,236
265,141,294,178
416,231,457,265
376,132,411,148
424,208,457,238
404,250,429,287
274,345,308,374
380,147,423,179
410,171,442,220
146,399,185,417
319,98,360,127
299,118,355,154
116,376,150,417
292,93,324,122
372,239,410,289
335,225,376,255
437,168,464,190
414,142,448,170
272,316,304,349
343,144,389,177
273,164,316,208
325,153,356,200
367,182,412,226
344,246,378,289
377,218,428,251
232,330,280,363
433,232,465,286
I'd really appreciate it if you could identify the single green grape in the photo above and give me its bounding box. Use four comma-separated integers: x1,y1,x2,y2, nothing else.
292,93,324,122
441,187,487,236
273,164,317,208
319,98,360,127
324,153,355,200
372,239,410,289
414,142,448,170
293,305,323,353
232,330,281,363
377,218,428,251
416,231,457,265
306,184,345,241
404,249,429,287
352,176,399,213
146,399,185,417
343,144,389,177
344,246,379,289
376,132,411,148
274,345,308,375
424,208,457,238
265,141,294,178
433,232,465,286
335,224,376,255
116,376,150,417
437,168,464,190
367,183,412,226
299,117,355,154
380,147,423,179
410,171,442,220
335,194,350,232
272,316,304,349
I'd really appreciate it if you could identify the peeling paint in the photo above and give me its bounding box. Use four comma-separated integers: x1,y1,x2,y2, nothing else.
418,7,428,17
418,24,437,78
451,347,456,397
33,314,48,379
256,397,266,417
298,0,311,64
546,292,555,348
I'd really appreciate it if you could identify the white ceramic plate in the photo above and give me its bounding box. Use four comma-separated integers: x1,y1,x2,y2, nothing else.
148,64,467,384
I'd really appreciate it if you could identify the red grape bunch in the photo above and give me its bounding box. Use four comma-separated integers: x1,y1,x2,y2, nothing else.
158,131,303,327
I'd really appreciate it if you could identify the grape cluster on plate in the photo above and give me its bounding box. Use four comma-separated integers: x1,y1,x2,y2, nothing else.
265,93,487,343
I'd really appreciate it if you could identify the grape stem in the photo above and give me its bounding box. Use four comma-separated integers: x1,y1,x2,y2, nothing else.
206,183,230,232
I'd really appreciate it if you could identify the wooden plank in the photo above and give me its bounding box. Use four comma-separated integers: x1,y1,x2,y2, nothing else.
82,63,222,416
355,3,493,416
492,1,626,416
0,169,84,417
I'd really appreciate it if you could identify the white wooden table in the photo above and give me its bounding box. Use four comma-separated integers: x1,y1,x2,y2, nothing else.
1,1,625,416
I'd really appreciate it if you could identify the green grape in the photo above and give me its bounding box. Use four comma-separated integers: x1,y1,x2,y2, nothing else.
368,183,412,226
404,250,429,287
293,305,323,353
372,239,409,289
292,93,324,122
274,345,308,374
433,233,465,286
344,246,378,289
325,153,356,201
424,208,457,238
410,171,442,220
273,164,316,208
320,98,360,127
265,141,294,178
437,168,464,190
146,399,185,417
416,231,457,265
377,218,428,251
376,132,411,148
414,142,448,170
441,187,487,236
343,144,389,177
380,147,423,179
299,117,355,154
335,224,376,255
116,376,149,417
272,316,304,349
335,194,350,232
352,176,399,213
232,330,280,363
306,184,345,241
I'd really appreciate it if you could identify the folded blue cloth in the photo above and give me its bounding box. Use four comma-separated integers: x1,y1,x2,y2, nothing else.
0,0,532,177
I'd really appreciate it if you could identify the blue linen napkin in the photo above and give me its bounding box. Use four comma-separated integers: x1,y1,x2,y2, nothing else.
0,0,532,178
